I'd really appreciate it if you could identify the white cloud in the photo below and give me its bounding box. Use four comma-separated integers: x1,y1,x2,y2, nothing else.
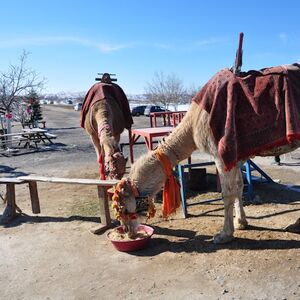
146,37,226,52
0,35,227,53
0,36,132,53
279,33,288,43
195,37,225,46
151,43,172,50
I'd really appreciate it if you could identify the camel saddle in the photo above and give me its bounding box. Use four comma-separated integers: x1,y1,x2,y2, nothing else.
193,63,300,171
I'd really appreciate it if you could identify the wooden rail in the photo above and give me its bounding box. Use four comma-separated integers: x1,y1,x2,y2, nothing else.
0,176,119,234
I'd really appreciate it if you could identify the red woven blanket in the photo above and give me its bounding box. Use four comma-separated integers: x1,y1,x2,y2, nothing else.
80,82,133,129
193,63,300,171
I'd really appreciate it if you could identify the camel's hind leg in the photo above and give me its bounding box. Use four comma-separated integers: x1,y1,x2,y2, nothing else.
213,163,246,244
234,168,248,230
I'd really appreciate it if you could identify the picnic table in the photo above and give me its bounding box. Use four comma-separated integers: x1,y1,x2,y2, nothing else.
21,128,56,147
0,128,56,150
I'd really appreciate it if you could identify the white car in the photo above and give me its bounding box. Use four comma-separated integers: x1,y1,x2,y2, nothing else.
74,103,83,111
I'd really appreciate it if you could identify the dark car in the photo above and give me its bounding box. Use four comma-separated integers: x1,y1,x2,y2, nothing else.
144,105,169,116
131,105,147,116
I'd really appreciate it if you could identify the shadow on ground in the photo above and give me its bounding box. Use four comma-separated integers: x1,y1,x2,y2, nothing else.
0,213,100,228
0,165,28,177
128,224,300,256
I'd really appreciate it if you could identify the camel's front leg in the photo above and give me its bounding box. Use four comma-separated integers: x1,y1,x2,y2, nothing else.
90,134,106,180
214,194,235,244
213,165,242,244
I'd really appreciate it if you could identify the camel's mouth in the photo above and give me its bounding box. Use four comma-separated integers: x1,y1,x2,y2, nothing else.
122,218,139,237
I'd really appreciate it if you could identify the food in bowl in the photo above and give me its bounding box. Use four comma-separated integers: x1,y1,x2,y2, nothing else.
109,229,150,241
107,224,154,252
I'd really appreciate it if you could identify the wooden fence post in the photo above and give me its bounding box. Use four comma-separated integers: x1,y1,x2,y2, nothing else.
28,181,41,214
1,183,17,223
90,186,112,234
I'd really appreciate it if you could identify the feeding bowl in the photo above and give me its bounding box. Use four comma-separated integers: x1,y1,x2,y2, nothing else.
107,224,154,252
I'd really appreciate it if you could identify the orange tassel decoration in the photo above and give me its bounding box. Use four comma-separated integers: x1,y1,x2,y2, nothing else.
154,148,181,218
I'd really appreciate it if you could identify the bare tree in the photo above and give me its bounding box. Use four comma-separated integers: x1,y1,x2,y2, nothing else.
186,84,202,102
0,50,45,124
145,71,185,110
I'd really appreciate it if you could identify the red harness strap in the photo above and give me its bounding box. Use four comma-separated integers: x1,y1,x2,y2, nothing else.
98,155,106,180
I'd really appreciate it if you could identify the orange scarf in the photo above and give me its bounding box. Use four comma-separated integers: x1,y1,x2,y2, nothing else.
154,148,181,218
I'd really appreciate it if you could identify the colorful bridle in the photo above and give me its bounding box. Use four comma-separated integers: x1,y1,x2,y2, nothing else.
111,178,156,221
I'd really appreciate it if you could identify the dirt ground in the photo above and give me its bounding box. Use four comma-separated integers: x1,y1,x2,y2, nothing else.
1,105,300,300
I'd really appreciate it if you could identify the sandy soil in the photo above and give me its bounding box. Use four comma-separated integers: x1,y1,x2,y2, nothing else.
1,105,299,300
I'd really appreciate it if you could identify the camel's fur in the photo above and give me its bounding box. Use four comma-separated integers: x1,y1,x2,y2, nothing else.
84,97,127,179
124,101,298,243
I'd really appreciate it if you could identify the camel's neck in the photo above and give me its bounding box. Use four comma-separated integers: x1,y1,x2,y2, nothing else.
159,114,197,166
98,125,119,157
91,101,121,156
130,111,197,198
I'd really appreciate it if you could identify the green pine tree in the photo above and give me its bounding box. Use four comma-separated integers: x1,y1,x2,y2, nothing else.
27,90,43,126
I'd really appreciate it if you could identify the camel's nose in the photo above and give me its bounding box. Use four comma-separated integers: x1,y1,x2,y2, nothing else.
127,223,137,238
124,219,138,238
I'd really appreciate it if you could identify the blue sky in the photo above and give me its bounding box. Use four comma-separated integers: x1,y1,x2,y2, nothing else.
0,0,299,95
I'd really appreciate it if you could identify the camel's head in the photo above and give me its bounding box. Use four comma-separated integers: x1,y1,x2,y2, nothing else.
111,179,156,237
105,152,128,180
111,178,139,236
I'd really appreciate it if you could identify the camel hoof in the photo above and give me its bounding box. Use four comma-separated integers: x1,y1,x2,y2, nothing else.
213,231,233,244
234,218,248,230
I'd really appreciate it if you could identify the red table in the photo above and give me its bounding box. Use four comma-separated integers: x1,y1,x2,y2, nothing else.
150,111,186,127
129,126,174,163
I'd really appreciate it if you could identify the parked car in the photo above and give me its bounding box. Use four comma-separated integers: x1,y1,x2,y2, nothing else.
144,105,169,116
64,100,73,105
131,105,147,116
74,103,83,111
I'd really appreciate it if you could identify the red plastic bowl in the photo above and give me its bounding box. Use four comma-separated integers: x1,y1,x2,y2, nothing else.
107,224,154,252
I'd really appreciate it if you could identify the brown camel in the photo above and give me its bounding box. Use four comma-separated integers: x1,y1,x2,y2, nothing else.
115,63,300,244
81,74,133,179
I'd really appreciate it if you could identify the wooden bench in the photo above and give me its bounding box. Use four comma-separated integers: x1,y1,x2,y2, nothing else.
0,132,31,151
21,120,47,129
39,121,46,128
0,136,28,149
44,133,57,143
0,176,119,234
